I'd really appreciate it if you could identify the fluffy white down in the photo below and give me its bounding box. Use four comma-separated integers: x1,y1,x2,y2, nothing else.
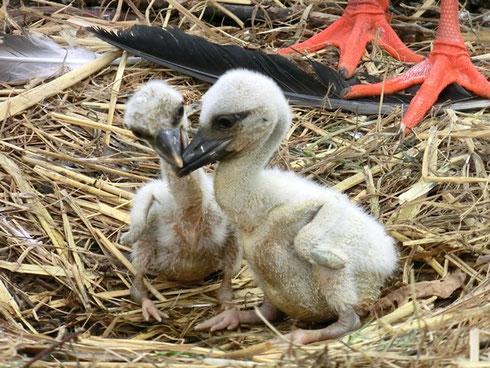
123,79,240,286
125,80,187,133
200,69,291,130
203,70,397,280
129,173,232,276
262,168,397,278
201,70,398,319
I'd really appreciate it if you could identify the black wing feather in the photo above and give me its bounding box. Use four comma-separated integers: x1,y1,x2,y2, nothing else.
89,25,489,114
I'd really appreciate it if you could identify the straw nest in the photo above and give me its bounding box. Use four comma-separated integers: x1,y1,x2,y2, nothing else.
0,1,489,367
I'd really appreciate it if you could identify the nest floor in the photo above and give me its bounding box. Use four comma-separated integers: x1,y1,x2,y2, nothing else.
0,1,489,367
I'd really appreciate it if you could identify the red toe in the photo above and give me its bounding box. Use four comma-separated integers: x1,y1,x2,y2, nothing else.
343,0,490,130
278,0,422,78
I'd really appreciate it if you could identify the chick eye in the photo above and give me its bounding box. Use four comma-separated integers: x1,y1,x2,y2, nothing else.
216,116,235,129
212,111,249,131
131,128,144,138
177,105,184,118
131,127,151,141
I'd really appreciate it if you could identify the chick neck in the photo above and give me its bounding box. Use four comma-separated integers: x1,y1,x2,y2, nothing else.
214,115,289,232
160,158,204,213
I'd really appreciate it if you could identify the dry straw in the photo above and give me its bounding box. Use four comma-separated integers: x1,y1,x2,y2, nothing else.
0,1,488,367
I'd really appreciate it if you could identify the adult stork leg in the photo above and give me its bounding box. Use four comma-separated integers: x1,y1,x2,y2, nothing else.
278,0,423,78
343,0,490,130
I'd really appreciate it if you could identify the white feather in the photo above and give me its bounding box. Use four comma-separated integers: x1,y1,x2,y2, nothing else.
0,32,98,83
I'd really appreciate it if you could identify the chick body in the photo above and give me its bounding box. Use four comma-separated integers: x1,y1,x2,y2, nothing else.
184,70,397,343
235,169,395,322
126,175,234,283
123,80,241,320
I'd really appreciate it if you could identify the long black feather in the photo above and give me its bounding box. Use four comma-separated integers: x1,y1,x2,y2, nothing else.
88,25,489,115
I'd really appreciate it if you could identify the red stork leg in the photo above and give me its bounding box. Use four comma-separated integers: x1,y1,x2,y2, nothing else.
343,0,490,130
278,0,423,78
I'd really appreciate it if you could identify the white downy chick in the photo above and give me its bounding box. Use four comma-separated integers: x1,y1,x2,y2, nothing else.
179,70,398,344
123,80,241,321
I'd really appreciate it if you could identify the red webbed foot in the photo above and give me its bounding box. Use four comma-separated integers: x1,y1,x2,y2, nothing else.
278,0,423,78
342,0,490,130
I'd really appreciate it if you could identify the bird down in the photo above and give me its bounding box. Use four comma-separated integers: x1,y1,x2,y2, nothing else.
122,80,241,321
178,69,398,344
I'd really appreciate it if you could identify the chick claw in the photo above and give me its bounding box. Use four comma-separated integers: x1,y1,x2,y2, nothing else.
141,298,168,322
195,309,241,331
272,308,361,345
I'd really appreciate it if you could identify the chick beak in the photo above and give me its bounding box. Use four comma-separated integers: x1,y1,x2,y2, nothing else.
178,130,232,177
155,128,184,168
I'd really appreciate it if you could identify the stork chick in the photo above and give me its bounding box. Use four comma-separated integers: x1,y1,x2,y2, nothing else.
179,70,398,344
122,80,241,321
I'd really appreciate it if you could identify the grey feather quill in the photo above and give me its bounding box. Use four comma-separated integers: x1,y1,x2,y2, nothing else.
0,33,97,84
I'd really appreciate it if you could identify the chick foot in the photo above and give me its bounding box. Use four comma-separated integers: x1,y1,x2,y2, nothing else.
195,298,283,331
195,308,242,331
141,298,168,322
278,0,422,78
275,307,360,345
342,0,490,130
130,273,168,322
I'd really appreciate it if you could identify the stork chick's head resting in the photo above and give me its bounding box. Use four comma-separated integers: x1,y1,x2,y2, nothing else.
125,80,188,168
179,70,291,176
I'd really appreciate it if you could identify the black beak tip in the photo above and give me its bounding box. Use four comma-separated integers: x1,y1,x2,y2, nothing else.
177,134,233,177
155,128,184,169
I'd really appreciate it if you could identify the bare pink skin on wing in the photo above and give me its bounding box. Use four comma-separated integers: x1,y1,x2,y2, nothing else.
278,0,423,78
343,0,490,130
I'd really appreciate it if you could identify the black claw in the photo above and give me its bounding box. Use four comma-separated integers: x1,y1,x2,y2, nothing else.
339,67,351,79
340,87,352,99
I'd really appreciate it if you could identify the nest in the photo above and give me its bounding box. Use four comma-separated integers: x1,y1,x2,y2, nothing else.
0,1,489,367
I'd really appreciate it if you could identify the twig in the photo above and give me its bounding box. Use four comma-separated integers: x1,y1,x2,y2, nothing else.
22,329,84,368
